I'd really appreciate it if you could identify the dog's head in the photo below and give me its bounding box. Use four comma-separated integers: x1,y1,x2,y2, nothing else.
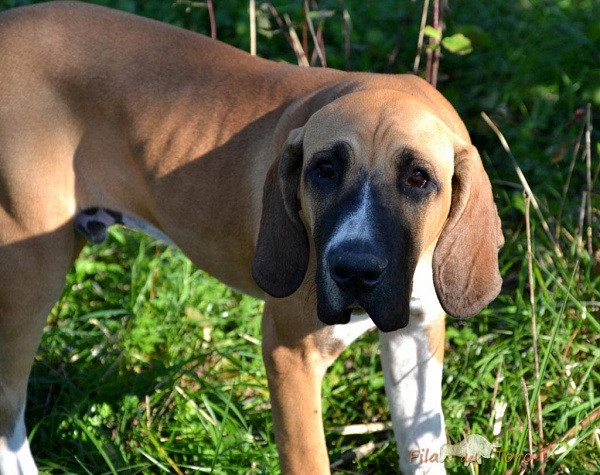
252,89,503,332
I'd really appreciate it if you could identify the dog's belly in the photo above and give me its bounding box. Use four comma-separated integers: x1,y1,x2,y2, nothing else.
74,207,263,298
75,208,174,246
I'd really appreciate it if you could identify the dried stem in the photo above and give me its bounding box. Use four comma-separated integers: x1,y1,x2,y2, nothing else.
267,3,309,66
481,112,563,257
531,406,600,461
413,0,430,74
428,0,442,87
330,421,393,435
206,0,216,39
249,0,256,55
283,13,309,66
304,0,326,67
330,437,393,470
525,195,545,470
341,1,351,70
556,117,584,238
521,378,535,472
585,103,593,255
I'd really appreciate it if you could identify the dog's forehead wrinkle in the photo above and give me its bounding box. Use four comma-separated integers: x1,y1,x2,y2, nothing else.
307,103,453,175
372,111,400,153
312,140,353,164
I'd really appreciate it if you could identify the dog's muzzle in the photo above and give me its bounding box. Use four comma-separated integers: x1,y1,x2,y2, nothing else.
317,238,412,333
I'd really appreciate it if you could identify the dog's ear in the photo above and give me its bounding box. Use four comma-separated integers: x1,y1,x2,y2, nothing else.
432,143,504,318
252,128,309,297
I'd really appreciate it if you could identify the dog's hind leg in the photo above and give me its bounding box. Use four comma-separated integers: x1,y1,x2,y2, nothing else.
0,223,81,475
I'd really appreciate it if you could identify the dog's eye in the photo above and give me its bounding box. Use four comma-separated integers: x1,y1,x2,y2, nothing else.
316,161,336,179
406,169,428,188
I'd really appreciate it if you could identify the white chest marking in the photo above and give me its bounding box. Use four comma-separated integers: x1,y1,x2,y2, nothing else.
330,311,376,348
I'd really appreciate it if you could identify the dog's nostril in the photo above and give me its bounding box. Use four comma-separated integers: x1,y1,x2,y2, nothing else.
363,270,382,282
329,251,388,292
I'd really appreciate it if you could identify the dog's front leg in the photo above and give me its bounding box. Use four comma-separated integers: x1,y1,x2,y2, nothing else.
261,295,337,475
380,317,447,475
380,259,447,475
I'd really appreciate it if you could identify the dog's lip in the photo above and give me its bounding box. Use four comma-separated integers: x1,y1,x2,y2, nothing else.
319,300,408,332
338,307,353,323
317,303,354,325
351,300,409,332
343,303,365,319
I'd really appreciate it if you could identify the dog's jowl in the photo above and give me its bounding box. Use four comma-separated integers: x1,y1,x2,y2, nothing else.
0,2,503,474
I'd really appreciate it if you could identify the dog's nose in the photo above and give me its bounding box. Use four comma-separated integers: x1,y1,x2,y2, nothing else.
328,246,388,293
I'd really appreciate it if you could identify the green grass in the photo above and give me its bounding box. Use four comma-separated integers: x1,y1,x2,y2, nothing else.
28,213,600,474
0,0,597,473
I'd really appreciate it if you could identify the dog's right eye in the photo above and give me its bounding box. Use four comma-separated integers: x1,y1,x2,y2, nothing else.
406,169,429,188
315,161,336,179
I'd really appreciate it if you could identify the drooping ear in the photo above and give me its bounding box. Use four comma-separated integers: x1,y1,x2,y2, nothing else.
433,143,504,318
252,128,309,298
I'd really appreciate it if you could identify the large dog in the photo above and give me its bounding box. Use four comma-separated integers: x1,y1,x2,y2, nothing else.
0,2,503,474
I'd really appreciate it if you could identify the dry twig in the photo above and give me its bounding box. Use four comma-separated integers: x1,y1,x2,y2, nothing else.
520,378,535,473
249,0,256,55
304,0,327,67
330,421,393,435
481,112,563,257
525,196,545,471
